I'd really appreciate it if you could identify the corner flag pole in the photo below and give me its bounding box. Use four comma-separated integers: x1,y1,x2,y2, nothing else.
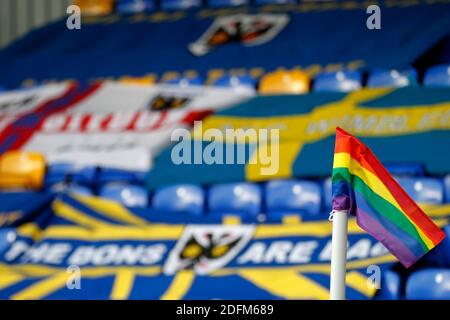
329,210,349,300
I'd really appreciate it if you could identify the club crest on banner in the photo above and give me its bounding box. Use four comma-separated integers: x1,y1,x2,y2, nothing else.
163,225,254,275
188,14,290,56
149,93,191,111
0,95,36,113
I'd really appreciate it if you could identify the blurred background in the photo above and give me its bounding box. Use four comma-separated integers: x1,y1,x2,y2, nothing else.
0,0,449,300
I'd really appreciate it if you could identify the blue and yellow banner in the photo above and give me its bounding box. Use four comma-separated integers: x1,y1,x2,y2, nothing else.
0,193,449,299
146,87,450,188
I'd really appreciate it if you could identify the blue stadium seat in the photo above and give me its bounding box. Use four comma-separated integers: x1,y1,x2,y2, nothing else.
406,269,450,299
66,185,93,196
0,85,6,93
164,76,203,87
395,177,444,204
367,68,418,88
98,168,146,185
45,163,96,187
322,177,332,210
265,179,322,221
213,75,256,91
313,70,362,92
423,64,450,87
51,183,94,196
385,163,425,177
208,0,250,8
375,270,402,300
0,228,16,255
208,0,249,7
423,224,450,267
160,0,202,11
444,175,450,203
152,184,204,216
99,183,148,208
116,0,155,13
255,0,296,4
208,183,262,218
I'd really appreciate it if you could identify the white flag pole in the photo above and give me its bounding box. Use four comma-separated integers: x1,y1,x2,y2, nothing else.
329,210,349,300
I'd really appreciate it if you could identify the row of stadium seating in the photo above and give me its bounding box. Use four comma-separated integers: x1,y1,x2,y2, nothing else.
3,64,449,96
51,175,450,220
376,224,450,299
128,65,450,95
76,0,345,15
1,152,450,219
378,268,450,300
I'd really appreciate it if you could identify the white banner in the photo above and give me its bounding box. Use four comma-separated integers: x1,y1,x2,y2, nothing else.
15,82,253,171
0,83,70,132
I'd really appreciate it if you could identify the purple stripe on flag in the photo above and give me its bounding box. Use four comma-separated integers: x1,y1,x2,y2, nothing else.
356,208,417,267
332,195,350,211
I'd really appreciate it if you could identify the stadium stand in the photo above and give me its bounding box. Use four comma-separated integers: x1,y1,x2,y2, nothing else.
160,0,202,10
51,183,94,196
0,228,15,255
406,269,450,299
375,270,402,300
152,184,205,216
213,75,256,92
367,69,418,88
45,163,96,187
313,70,362,92
322,178,332,211
97,168,146,185
384,163,425,177
208,0,249,8
424,225,450,268
99,183,149,207
444,175,450,203
75,0,114,15
208,182,262,219
0,151,46,190
254,0,297,4
0,1,450,300
116,0,156,13
259,70,310,95
423,64,450,87
163,76,204,87
265,179,322,222
119,75,156,85
395,177,444,204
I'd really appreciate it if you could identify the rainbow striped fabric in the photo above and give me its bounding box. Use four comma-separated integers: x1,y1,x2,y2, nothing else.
332,127,445,268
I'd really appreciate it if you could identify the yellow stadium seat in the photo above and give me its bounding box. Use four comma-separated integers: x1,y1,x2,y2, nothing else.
282,214,302,225
259,70,310,95
0,152,46,190
120,75,157,86
222,215,242,225
74,0,114,16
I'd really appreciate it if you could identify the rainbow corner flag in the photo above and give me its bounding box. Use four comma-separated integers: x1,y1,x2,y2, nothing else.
332,127,445,268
